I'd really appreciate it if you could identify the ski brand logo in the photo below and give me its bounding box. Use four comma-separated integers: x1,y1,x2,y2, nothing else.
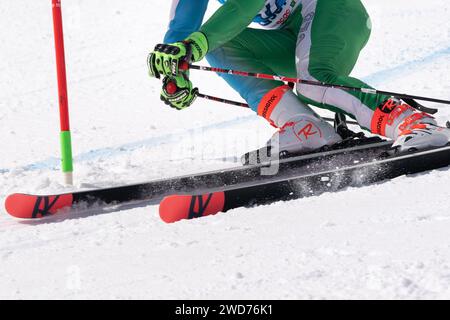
297,123,318,140
261,94,278,119
188,194,214,219
32,196,62,218
257,85,291,128
371,99,402,135
380,99,398,113
375,115,385,135
293,121,322,141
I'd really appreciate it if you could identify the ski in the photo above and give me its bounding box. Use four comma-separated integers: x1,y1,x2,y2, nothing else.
4,138,392,219
159,145,450,223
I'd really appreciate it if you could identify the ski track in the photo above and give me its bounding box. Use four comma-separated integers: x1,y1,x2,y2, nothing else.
1,0,450,300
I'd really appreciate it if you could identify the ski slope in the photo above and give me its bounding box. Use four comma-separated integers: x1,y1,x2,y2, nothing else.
1,0,450,299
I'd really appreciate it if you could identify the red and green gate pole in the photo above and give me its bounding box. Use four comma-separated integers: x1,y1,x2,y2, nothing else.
52,0,73,185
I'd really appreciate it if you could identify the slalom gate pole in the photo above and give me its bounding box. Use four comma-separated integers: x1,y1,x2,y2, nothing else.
52,0,73,185
187,64,449,110
196,92,359,125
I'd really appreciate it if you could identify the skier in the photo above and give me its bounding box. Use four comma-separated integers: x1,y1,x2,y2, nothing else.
147,0,450,155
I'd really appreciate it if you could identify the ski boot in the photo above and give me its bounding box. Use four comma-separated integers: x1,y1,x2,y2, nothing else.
268,114,342,158
243,85,342,164
371,98,450,154
393,121,450,153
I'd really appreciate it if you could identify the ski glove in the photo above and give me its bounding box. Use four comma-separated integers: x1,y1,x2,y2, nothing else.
160,75,198,110
148,32,208,78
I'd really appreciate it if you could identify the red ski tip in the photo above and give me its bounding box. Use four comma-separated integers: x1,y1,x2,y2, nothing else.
5,193,73,219
159,192,225,223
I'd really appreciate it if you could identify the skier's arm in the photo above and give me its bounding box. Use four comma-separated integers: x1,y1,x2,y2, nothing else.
149,0,266,79
164,0,209,43
199,0,265,52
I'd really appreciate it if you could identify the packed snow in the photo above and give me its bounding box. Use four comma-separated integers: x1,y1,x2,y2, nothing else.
1,0,450,299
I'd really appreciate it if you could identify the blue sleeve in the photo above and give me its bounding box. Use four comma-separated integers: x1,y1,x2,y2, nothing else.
164,0,210,43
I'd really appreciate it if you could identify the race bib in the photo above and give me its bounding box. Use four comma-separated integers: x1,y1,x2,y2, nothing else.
217,0,301,29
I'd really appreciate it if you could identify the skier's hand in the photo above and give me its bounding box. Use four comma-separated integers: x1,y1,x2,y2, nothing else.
147,32,208,79
160,75,198,110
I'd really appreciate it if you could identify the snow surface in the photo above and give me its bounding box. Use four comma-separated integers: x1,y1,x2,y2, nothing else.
1,0,450,299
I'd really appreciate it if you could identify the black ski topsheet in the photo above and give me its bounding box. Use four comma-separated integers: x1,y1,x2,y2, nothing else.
223,145,450,211
159,145,450,223
5,138,392,218
74,141,392,203
56,139,393,204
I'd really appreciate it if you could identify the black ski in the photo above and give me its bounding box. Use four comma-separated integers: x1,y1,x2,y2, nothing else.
159,145,450,223
5,138,391,219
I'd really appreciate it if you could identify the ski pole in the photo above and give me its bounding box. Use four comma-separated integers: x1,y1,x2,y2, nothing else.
197,92,360,125
187,64,447,112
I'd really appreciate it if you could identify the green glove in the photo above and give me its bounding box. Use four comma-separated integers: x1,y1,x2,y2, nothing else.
148,32,208,78
160,75,198,110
